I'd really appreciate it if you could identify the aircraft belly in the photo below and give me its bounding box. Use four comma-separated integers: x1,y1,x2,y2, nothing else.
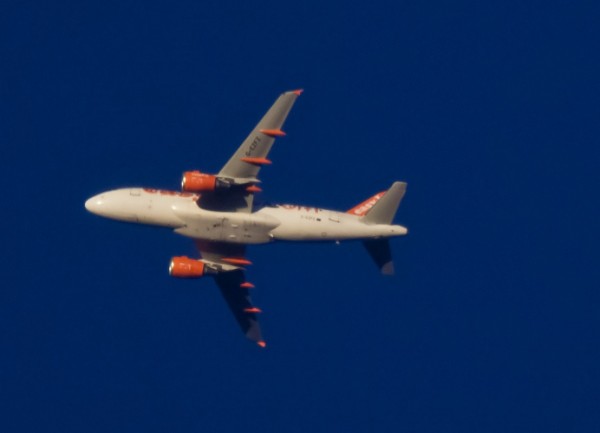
132,192,197,228
272,222,364,241
267,212,360,240
173,208,280,244
262,207,406,241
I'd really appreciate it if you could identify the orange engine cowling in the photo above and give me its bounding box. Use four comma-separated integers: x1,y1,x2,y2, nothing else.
181,171,217,192
169,256,209,278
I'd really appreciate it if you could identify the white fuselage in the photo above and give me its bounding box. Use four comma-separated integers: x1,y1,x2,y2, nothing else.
85,188,408,244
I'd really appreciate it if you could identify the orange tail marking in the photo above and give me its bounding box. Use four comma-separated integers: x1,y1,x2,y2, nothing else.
347,191,386,216
291,89,304,96
257,341,267,348
244,307,262,314
240,282,255,289
240,157,272,165
259,129,286,137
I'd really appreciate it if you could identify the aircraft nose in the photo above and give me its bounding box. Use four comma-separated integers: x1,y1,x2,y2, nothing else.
85,194,105,214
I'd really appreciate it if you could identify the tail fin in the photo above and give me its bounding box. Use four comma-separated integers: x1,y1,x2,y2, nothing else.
361,181,407,225
347,191,386,216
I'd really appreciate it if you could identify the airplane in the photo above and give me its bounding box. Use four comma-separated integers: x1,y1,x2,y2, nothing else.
85,90,408,347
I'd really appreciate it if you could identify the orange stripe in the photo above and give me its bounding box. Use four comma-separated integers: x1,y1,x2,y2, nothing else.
222,257,253,266
259,129,286,137
240,157,272,165
245,185,262,193
244,307,262,314
347,191,386,216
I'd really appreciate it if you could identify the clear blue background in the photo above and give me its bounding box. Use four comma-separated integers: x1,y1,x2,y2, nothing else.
1,1,598,432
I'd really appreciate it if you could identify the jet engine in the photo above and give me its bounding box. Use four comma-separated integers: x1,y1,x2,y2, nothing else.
181,171,235,193
169,256,217,278
181,171,217,192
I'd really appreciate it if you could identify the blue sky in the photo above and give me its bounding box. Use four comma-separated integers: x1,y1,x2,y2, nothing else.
1,1,598,432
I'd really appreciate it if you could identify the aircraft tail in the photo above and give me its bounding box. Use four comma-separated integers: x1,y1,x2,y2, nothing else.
359,181,407,275
361,181,407,225
347,191,386,217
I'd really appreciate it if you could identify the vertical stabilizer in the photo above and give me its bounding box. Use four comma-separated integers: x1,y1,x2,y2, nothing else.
361,182,407,225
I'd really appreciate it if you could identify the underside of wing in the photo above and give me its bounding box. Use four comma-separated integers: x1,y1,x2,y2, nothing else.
218,90,302,180
198,90,302,214
214,270,264,345
195,241,265,347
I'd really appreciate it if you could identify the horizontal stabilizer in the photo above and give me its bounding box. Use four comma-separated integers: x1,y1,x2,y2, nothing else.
363,239,394,275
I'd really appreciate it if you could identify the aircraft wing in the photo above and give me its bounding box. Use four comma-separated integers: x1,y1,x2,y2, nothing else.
200,90,302,214
219,89,302,180
195,241,265,346
215,270,263,345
